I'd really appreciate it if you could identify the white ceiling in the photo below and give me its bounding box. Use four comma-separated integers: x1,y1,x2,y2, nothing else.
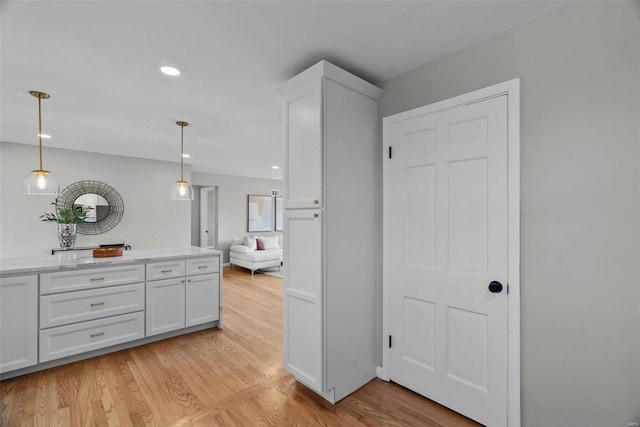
1,1,569,179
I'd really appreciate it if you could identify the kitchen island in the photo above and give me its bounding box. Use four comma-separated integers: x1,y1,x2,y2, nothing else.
0,247,222,379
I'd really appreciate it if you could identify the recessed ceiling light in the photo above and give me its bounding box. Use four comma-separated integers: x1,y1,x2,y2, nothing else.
182,153,190,158
160,66,180,76
39,134,51,139
272,165,279,169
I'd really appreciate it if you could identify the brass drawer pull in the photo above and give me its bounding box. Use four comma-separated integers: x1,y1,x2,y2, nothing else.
313,213,319,218
90,302,105,307
161,269,172,273
187,279,192,283
90,332,104,338
313,199,319,205
91,277,105,282
198,265,208,269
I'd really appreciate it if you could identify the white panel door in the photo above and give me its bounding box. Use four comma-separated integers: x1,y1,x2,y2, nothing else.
146,277,186,336
284,82,323,209
0,275,38,373
388,95,508,426
185,273,219,327
282,209,323,392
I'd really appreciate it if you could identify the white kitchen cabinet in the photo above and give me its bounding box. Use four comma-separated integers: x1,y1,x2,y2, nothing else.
146,257,220,336
0,275,38,373
146,276,186,336
186,273,220,327
40,264,145,295
38,264,146,363
0,247,222,379
40,312,145,363
282,80,323,210
40,282,145,329
283,209,324,392
280,60,382,403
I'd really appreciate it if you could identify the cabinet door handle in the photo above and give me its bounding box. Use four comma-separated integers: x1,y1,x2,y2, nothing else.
313,199,319,205
90,302,105,307
187,279,192,283
198,265,208,269
313,213,319,218
161,269,172,273
181,280,186,284
91,277,105,282
90,332,104,338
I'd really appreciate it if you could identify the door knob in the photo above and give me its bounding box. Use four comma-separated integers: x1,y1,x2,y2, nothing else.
488,281,503,293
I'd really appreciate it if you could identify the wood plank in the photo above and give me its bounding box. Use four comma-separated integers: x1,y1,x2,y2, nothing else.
0,267,480,426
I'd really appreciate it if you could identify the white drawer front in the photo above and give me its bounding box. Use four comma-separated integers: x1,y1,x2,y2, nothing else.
39,311,144,362
146,260,185,281
41,264,145,295
40,283,145,329
186,257,219,276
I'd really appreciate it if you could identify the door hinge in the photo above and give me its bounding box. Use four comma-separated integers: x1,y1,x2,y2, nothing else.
388,146,393,159
389,335,392,348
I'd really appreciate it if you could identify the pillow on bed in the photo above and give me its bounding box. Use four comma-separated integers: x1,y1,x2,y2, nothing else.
230,245,254,254
258,235,280,250
243,236,257,250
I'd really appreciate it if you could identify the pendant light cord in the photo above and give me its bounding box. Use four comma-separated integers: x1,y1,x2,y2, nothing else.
180,123,184,181
38,95,43,171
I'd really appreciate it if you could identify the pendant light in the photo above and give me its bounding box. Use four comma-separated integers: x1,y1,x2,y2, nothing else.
170,121,194,200
24,91,59,195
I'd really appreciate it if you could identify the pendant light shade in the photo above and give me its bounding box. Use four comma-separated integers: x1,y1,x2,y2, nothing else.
24,91,59,195
170,121,194,200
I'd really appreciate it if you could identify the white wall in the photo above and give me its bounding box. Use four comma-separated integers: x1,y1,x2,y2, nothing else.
380,2,640,426
192,171,283,263
0,142,191,256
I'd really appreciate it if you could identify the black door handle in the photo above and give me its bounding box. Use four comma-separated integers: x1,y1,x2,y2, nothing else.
488,281,503,293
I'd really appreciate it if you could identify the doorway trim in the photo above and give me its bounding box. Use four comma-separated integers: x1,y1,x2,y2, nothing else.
380,78,521,426
200,186,218,249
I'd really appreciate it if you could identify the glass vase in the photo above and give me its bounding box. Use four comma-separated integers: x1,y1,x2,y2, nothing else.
58,223,77,249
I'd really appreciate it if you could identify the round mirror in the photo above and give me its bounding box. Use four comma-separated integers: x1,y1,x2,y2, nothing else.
73,193,109,223
57,181,124,235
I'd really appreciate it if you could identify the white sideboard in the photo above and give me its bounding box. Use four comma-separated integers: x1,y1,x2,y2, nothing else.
0,247,222,380
280,60,382,403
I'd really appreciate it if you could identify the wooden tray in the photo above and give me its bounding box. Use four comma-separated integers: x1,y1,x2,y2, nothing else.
93,247,123,258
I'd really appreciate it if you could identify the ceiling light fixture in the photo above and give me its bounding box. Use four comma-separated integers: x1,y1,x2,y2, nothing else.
170,121,194,201
24,91,59,195
272,165,279,169
182,153,190,158
39,134,51,139
160,65,180,76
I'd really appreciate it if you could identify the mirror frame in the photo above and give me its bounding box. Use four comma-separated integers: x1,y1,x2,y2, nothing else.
56,180,124,235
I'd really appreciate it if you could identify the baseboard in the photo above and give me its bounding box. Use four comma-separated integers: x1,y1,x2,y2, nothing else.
223,262,231,267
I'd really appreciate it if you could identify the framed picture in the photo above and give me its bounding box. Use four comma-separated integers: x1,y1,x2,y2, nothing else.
274,196,284,231
248,195,273,232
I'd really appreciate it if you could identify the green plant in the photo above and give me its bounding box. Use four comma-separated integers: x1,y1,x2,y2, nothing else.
40,201,93,224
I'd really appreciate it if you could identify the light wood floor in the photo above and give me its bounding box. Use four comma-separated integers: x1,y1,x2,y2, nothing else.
1,267,480,426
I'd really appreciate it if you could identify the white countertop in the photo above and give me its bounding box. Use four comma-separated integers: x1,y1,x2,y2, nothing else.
0,247,222,276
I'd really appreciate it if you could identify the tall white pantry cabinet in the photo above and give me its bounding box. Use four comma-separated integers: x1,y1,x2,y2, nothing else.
280,60,382,403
